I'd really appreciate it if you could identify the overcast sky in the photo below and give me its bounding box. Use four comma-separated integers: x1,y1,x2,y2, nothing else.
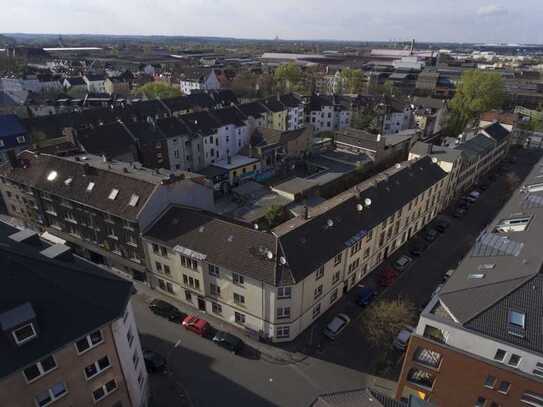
2,0,542,44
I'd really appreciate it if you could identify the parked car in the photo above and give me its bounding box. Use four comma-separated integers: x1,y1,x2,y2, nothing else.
392,255,413,272
323,313,351,340
393,326,415,351
378,267,399,288
423,228,439,242
148,299,186,323
355,286,376,307
182,315,210,336
409,240,429,257
453,207,467,218
434,219,451,233
143,349,167,373
212,331,244,354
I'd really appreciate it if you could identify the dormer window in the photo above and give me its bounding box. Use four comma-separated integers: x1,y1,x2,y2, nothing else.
509,310,526,329
108,188,119,200
12,323,37,345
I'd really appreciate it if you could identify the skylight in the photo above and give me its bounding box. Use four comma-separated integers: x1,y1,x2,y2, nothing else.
495,217,531,233
128,194,140,207
468,273,485,279
478,264,495,270
64,177,73,186
86,182,95,192
108,188,119,200
46,171,58,181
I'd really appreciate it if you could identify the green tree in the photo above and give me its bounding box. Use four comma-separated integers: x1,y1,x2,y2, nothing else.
274,62,303,92
360,298,417,350
340,68,365,95
263,205,288,229
447,70,505,135
132,82,182,99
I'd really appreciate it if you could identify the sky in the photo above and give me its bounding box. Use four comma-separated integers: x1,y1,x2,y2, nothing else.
1,0,542,44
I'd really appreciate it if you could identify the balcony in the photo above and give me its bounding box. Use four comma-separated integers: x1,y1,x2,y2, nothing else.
413,347,442,370
423,325,447,344
407,368,436,390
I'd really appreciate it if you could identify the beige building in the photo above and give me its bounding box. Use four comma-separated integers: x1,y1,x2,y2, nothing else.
142,156,448,342
0,222,148,407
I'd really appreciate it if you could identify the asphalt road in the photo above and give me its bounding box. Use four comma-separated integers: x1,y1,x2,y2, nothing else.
133,148,542,407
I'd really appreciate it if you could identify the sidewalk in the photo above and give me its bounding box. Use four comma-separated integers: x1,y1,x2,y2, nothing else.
133,280,309,366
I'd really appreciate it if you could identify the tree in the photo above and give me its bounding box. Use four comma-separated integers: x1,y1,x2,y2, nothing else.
340,68,365,95
274,62,303,92
447,70,505,135
361,298,417,350
132,82,182,99
263,205,288,229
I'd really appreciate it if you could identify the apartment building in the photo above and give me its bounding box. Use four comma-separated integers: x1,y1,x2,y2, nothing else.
396,154,543,407
0,114,30,165
305,95,352,134
382,100,415,135
83,75,107,94
0,221,148,407
179,70,220,95
0,152,214,280
142,156,448,342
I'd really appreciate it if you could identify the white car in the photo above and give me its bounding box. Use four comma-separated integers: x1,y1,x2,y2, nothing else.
393,326,415,351
392,255,413,272
323,313,351,340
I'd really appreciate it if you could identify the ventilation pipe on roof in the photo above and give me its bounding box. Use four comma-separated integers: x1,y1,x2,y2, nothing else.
376,134,382,143
304,205,310,220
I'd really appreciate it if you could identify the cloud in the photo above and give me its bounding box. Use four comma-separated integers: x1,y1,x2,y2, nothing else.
477,4,508,16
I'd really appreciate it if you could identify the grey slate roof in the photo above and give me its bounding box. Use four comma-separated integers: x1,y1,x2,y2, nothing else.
180,111,222,136
438,154,543,354
455,134,496,158
144,206,283,285
235,101,270,119
310,388,407,407
481,122,510,144
0,221,133,378
275,157,447,282
410,142,463,163
76,122,137,159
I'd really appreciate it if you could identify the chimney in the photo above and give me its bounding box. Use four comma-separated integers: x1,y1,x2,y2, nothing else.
102,154,108,163
427,143,433,154
227,155,232,165
303,205,310,220
83,163,92,176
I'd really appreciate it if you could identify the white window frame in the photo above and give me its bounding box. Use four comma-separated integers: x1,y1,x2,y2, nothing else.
84,356,111,381
16,135,26,144
277,307,291,320
277,286,292,299
34,382,68,407
233,273,245,286
12,323,37,345
92,379,117,402
276,326,290,338
75,330,103,355
23,355,57,383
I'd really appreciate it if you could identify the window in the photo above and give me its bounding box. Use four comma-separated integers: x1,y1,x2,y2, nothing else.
314,285,323,299
277,307,290,320
127,328,134,347
315,266,324,280
484,375,497,389
498,381,510,394
208,264,220,277
348,259,360,274
235,312,246,324
160,246,167,256
155,261,162,272
164,265,171,275
277,287,292,299
35,382,67,407
521,391,543,407
363,247,370,259
84,356,111,380
533,362,543,377
423,325,447,344
509,310,526,328
212,302,222,314
128,194,140,207
234,293,245,305
12,323,37,345
138,372,145,388
75,330,103,354
276,326,290,339
475,397,486,407
330,288,338,303
93,379,117,402
406,368,435,389
413,348,442,369
17,135,26,144
132,350,139,369
494,349,507,362
108,188,119,200
332,271,340,284
334,253,342,266
508,354,521,367
210,283,221,297
152,244,159,254
233,273,245,286
23,355,57,382
312,304,321,319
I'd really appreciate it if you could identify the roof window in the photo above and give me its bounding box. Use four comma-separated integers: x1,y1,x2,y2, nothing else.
108,188,119,200
128,194,140,207
478,264,495,270
468,273,485,279
46,171,58,181
495,216,531,233
509,310,526,329
64,177,73,186
524,182,543,193
86,182,95,192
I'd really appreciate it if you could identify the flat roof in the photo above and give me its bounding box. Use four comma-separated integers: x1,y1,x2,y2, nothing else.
213,155,260,170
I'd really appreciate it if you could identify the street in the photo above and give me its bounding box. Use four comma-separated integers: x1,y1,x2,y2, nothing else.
133,148,542,407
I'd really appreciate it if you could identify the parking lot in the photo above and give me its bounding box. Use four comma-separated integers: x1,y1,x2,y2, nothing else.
134,148,542,407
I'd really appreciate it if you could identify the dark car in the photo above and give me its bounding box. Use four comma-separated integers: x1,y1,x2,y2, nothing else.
212,331,244,354
453,207,467,218
434,219,451,233
378,267,399,288
409,240,429,257
355,286,376,307
423,228,439,242
148,299,186,322
143,349,167,373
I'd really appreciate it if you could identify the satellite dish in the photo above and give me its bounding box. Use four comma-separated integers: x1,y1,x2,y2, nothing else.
266,251,274,260
356,203,363,212
395,163,401,169
254,223,259,230
327,219,334,227
364,198,372,207
431,157,438,164
279,256,287,265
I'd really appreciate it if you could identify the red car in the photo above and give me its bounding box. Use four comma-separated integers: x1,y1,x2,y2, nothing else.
182,315,210,336
378,267,399,288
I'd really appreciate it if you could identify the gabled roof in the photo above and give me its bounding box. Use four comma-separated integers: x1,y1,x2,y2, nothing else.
64,77,85,86
438,154,543,353
0,114,27,139
184,92,215,109
481,122,510,143
235,101,270,118
210,107,246,127
275,157,447,282
144,206,281,285
455,134,496,158
412,96,446,111
180,111,222,136
257,127,309,147
279,93,302,108
76,122,137,159
0,152,159,220
156,117,193,138
262,96,286,112
0,221,133,379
